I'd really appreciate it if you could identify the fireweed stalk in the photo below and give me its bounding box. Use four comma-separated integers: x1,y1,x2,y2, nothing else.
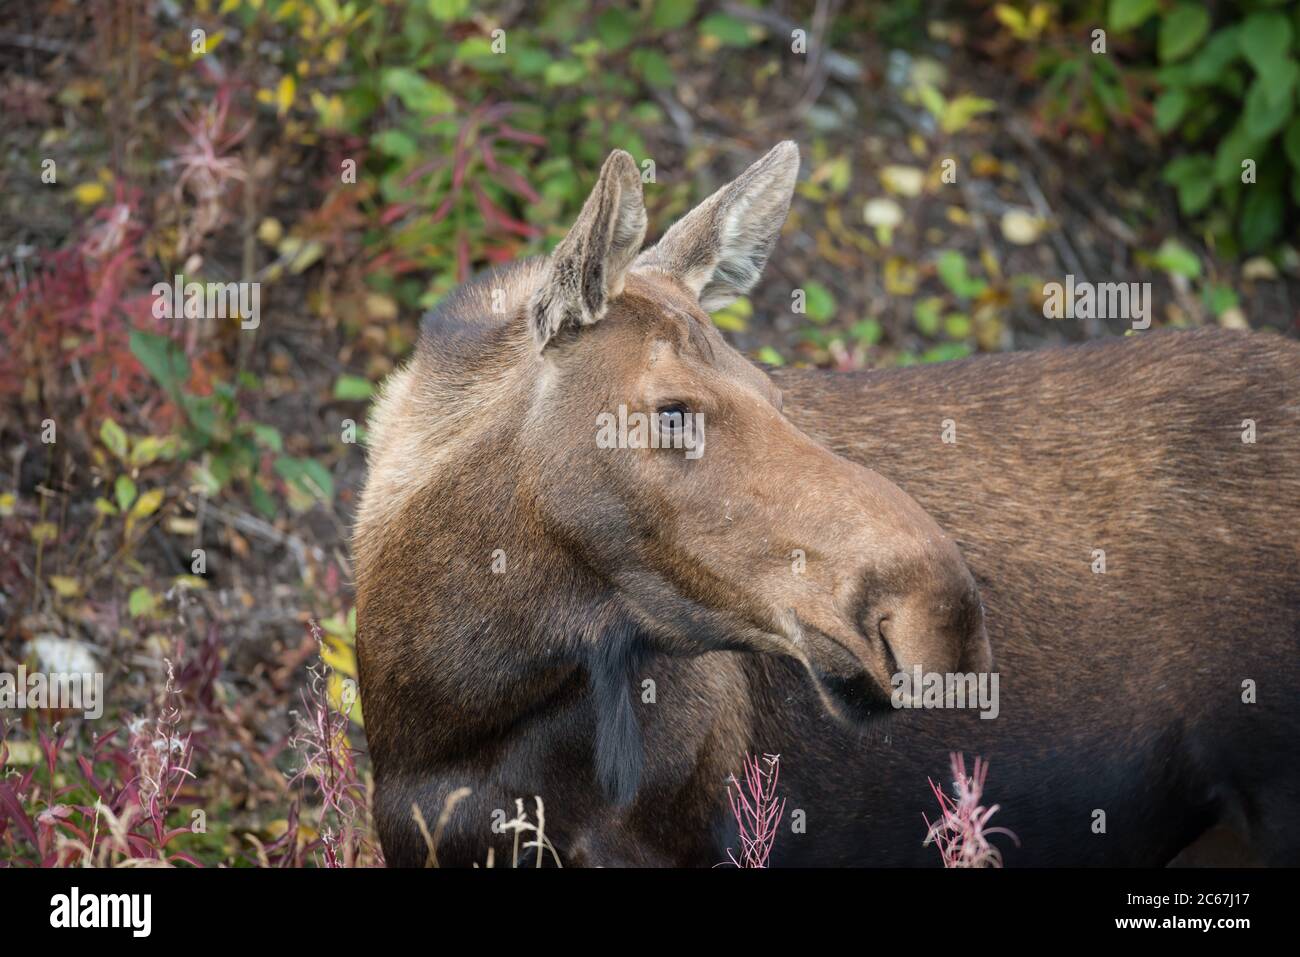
922,752,1019,868
285,621,382,868
722,753,786,868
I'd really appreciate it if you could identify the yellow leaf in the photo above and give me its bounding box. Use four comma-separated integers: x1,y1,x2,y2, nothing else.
880,165,925,198
711,297,752,334
130,488,165,520
994,4,1027,36
1218,307,1249,330
166,516,198,536
321,634,357,677
49,575,82,597
1029,4,1052,35
31,522,58,545
941,95,997,134
257,217,284,246
2,739,41,766
73,182,107,206
277,237,325,274
310,91,345,130
128,435,171,468
364,293,398,321
275,74,296,117
0,492,14,516
328,672,363,726
884,257,919,296
1000,209,1045,245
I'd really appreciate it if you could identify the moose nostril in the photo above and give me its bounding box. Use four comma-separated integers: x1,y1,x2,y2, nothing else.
875,615,900,676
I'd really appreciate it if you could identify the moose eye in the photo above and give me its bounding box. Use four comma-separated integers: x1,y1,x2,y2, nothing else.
657,403,689,431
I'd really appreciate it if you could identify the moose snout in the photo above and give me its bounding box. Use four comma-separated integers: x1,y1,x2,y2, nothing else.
860,565,992,680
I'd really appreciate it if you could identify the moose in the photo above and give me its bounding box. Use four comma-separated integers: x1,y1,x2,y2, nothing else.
354,142,1300,866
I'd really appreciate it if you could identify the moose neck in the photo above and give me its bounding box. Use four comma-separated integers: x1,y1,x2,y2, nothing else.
356,317,652,803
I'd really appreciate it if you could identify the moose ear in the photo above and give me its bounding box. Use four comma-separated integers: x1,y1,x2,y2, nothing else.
633,141,799,311
528,150,647,350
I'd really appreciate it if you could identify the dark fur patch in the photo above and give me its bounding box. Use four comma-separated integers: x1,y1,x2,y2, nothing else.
589,618,646,807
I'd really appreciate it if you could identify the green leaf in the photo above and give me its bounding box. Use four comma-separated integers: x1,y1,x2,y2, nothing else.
1241,181,1284,251
1163,154,1215,214
129,329,190,396
275,456,334,502
921,342,973,363
427,0,469,22
1154,89,1190,133
1214,123,1259,185
1151,238,1202,278
1204,284,1239,316
381,69,454,115
1108,0,1158,32
128,586,156,619
917,83,947,121
1239,12,1293,75
252,424,283,452
1244,73,1295,140
936,251,988,299
372,130,418,159
99,418,129,461
1186,27,1241,85
1158,5,1211,63
851,319,883,346
543,60,586,86
756,346,784,367
250,478,276,519
114,475,137,513
652,0,696,30
631,49,675,88
1284,117,1300,167
333,374,373,401
913,297,943,336
803,282,837,324
699,14,754,46
596,8,635,50
944,314,972,339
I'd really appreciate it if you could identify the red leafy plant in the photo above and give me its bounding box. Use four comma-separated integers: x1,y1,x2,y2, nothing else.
0,187,158,421
721,752,786,868
0,662,199,867
922,752,1019,868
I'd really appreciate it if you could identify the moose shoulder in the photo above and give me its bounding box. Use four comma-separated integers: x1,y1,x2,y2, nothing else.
354,143,1300,867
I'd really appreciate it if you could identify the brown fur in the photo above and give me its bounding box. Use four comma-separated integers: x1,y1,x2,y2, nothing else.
355,146,1299,867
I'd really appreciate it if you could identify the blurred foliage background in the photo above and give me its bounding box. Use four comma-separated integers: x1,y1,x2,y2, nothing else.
0,0,1298,866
